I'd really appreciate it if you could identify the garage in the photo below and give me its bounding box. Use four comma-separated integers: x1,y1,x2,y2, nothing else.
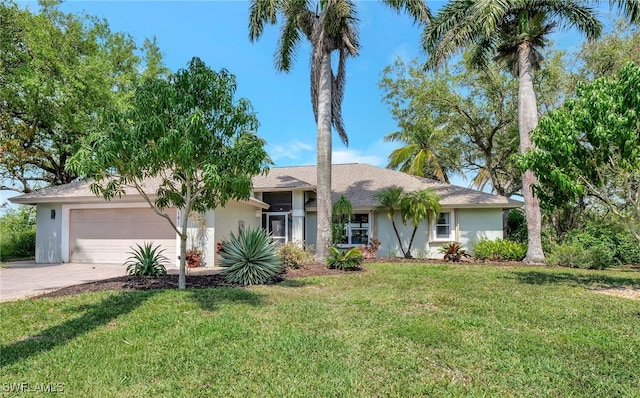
69,208,177,265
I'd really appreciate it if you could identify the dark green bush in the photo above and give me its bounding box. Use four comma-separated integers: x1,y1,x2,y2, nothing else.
277,242,314,269
0,206,36,261
327,246,363,270
565,224,639,266
506,209,527,243
124,242,169,276
219,227,282,285
473,239,527,261
439,242,470,262
547,242,614,270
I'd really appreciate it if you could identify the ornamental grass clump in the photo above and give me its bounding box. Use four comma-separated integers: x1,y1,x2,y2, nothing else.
219,227,282,285
124,242,169,277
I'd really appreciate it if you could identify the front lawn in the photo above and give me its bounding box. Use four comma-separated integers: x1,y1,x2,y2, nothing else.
2,263,639,396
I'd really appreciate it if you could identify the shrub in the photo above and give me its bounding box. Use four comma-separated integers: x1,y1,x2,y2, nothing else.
124,242,169,277
0,206,36,261
277,242,314,269
565,224,639,266
218,227,282,285
506,209,527,243
473,239,527,261
362,238,382,259
185,248,203,268
440,242,470,262
546,242,587,268
547,242,615,270
327,246,363,270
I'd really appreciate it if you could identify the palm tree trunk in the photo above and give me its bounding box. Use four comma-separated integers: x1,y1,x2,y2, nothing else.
390,217,406,257
517,42,545,265
315,50,333,261
405,226,418,258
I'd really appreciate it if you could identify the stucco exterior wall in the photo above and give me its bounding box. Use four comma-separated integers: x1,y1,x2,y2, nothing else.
374,213,430,258
457,208,504,251
213,201,261,266
35,204,63,263
305,212,317,250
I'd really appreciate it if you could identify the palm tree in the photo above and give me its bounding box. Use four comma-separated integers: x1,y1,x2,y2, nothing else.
384,123,455,183
422,0,602,264
332,194,352,244
599,0,639,24
374,187,406,257
399,189,440,258
249,0,431,260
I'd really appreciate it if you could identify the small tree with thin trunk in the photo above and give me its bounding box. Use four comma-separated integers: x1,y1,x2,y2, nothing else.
400,189,441,259
375,187,406,257
375,187,441,258
67,57,270,290
332,194,353,244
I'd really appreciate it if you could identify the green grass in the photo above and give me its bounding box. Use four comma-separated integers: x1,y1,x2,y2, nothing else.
2,264,640,397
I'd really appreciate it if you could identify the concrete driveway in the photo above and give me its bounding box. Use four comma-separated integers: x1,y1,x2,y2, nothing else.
0,261,127,302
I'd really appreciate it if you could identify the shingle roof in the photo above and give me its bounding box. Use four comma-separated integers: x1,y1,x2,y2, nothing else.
10,163,521,209
253,163,522,209
9,176,269,209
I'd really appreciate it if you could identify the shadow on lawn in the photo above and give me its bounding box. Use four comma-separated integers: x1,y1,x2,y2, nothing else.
512,270,640,288
188,287,263,311
0,290,157,369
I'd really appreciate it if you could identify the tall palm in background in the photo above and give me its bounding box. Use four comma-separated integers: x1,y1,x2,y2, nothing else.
249,0,430,260
422,0,603,264
384,119,458,183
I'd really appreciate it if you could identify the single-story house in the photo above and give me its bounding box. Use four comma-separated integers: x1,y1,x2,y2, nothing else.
10,163,522,266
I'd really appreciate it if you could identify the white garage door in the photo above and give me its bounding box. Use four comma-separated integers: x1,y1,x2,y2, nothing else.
69,208,177,265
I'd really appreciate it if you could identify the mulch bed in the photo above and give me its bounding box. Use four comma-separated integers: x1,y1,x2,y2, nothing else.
33,258,629,299
36,262,353,299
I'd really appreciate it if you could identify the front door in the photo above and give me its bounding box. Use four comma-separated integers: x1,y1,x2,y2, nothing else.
265,213,288,244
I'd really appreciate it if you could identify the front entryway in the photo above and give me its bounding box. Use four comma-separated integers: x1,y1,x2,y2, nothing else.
263,212,290,244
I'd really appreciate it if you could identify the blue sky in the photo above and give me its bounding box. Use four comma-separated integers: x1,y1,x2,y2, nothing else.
57,1,436,168
1,1,617,208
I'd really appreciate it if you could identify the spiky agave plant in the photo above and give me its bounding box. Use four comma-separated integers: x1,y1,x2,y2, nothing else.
218,227,282,285
124,242,169,277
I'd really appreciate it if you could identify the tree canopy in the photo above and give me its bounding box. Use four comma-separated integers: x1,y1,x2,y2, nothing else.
0,0,167,193
421,0,603,265
68,57,270,289
521,62,640,248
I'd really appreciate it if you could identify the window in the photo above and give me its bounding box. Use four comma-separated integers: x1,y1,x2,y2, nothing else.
433,212,454,241
339,213,370,246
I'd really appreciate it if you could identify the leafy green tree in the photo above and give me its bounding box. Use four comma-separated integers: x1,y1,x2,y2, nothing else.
0,205,36,261
574,19,640,82
399,189,441,258
248,0,431,260
0,0,166,193
521,62,640,251
68,57,270,290
422,0,603,264
380,56,520,196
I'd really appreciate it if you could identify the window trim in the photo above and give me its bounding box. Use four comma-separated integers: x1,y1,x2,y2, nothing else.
431,211,455,242
336,212,371,247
